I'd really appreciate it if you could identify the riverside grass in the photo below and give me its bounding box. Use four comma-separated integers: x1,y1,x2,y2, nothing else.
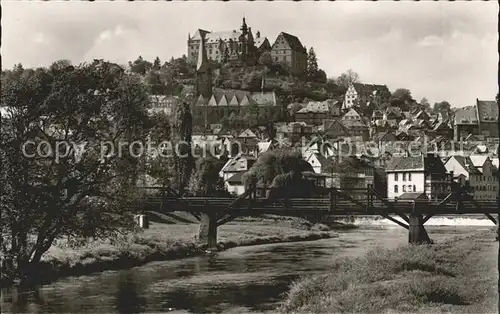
16,217,336,286
279,231,495,313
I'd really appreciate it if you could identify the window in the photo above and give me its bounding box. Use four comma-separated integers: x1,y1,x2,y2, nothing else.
394,185,398,193
395,173,399,181
408,173,412,181
402,185,406,192
413,185,416,192
403,173,407,181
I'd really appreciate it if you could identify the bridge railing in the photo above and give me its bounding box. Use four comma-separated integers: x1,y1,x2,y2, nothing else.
132,186,499,214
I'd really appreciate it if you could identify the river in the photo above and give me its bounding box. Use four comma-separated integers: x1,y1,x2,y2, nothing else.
1,217,496,313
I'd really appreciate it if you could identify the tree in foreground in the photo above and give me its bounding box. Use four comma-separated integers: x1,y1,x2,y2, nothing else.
186,157,227,196
146,111,174,188
172,98,195,196
242,149,314,196
0,60,151,284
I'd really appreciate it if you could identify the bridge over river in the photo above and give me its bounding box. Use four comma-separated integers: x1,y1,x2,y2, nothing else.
135,186,499,247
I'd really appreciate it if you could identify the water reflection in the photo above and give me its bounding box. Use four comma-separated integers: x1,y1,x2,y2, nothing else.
115,273,146,313
1,225,492,313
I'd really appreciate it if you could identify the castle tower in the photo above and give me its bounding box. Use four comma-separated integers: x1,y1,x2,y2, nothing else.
195,33,212,130
240,17,248,36
195,33,212,98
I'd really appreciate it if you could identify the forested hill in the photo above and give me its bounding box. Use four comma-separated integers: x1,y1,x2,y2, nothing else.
128,54,347,105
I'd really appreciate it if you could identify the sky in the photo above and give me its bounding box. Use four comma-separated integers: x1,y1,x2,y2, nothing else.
2,1,498,107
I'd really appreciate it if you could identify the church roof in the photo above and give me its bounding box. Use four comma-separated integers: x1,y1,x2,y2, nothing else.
197,89,278,107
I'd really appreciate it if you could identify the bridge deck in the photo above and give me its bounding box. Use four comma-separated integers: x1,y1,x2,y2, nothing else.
137,193,499,215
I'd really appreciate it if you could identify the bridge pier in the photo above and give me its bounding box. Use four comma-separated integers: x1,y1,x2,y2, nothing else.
198,212,218,249
408,213,432,244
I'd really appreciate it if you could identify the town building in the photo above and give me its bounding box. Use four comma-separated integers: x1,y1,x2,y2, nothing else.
430,121,454,139
414,110,431,122
386,153,452,200
305,152,333,175
444,155,498,200
327,156,377,195
148,95,179,116
342,83,391,109
340,119,369,141
453,100,498,141
322,119,350,140
342,107,363,121
219,154,256,183
454,106,479,141
276,122,313,144
225,172,246,195
270,32,308,76
294,100,341,125
254,32,271,53
476,99,498,138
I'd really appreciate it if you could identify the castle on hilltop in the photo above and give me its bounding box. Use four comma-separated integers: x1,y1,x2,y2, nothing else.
192,30,281,129
187,18,307,75
187,18,266,65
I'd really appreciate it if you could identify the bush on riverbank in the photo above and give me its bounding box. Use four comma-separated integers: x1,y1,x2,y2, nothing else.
2,221,336,287
280,233,487,313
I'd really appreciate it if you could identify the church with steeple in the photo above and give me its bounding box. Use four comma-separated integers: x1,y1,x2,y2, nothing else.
187,18,270,65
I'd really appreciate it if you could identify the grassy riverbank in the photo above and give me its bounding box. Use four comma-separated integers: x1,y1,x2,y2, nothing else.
15,216,339,286
280,230,497,313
